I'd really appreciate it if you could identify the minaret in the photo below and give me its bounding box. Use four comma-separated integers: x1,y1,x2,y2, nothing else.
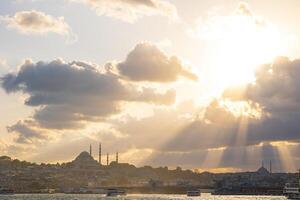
116,152,118,164
298,169,300,187
99,143,102,165
89,144,92,157
269,160,272,173
107,153,109,166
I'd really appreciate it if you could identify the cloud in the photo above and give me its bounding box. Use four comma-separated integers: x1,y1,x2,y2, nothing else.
160,56,300,153
117,43,198,82
1,59,175,130
7,121,48,144
0,10,76,41
223,57,300,114
159,100,240,152
236,2,253,17
0,59,10,75
128,98,300,171
109,101,196,151
162,100,300,154
89,97,300,171
72,0,178,23
236,2,266,26
112,56,300,170
1,42,191,147
190,2,267,40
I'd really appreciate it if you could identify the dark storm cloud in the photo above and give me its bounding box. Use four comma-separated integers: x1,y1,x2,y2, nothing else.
117,43,198,82
1,59,175,130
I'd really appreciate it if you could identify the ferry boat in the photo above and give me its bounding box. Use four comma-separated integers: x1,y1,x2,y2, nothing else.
284,183,300,199
106,188,126,197
284,170,300,199
187,189,201,197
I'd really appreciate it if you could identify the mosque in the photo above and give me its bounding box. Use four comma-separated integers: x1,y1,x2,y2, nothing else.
72,143,119,169
256,160,272,175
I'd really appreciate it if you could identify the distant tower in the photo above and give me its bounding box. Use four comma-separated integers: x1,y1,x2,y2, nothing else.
269,160,272,173
262,160,264,168
99,143,102,165
116,152,118,164
298,169,300,186
107,153,109,166
89,144,92,157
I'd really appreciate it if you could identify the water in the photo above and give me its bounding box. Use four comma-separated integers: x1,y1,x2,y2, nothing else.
0,194,286,200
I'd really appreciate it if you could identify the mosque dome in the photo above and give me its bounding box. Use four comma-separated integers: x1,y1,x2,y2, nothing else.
72,151,99,168
256,166,269,175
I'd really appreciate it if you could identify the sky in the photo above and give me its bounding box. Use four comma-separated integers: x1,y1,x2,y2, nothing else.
1,0,300,173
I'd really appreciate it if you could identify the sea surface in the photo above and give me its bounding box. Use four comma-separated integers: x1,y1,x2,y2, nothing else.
0,194,287,200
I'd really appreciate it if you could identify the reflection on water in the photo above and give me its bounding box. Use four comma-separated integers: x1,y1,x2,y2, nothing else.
0,193,286,200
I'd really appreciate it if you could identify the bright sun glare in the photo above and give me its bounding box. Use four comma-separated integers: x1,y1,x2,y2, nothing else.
216,17,282,86
197,6,287,90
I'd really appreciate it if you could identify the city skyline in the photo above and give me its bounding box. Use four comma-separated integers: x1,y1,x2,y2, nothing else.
1,0,300,173
0,144,276,174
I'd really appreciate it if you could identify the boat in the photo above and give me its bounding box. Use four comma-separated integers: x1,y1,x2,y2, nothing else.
284,170,300,199
0,188,14,195
284,183,300,199
187,188,201,197
106,188,126,197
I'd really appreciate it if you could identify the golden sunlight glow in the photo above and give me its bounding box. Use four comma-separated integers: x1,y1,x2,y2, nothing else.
220,100,262,119
270,141,299,147
214,18,282,87
195,167,242,173
121,148,154,165
271,141,297,172
195,5,288,91
201,147,226,169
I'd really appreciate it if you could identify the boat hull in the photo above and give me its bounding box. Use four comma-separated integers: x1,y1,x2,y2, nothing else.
286,194,300,199
187,190,201,197
106,188,126,197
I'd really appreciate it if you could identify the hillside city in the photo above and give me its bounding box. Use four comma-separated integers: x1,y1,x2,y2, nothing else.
0,149,298,194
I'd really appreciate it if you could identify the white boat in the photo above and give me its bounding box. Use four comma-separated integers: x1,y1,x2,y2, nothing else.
284,170,300,199
106,188,126,197
284,184,300,199
187,189,201,197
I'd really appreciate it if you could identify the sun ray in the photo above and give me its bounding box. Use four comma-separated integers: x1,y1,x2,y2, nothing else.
271,141,297,172
201,147,226,170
